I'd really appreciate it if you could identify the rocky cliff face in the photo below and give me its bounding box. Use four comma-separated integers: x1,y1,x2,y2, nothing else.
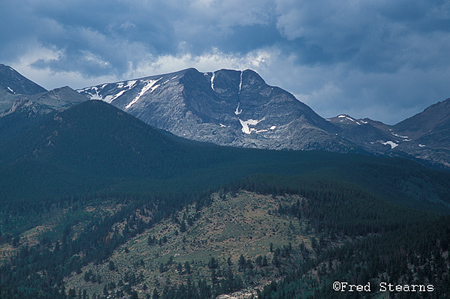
79,68,354,152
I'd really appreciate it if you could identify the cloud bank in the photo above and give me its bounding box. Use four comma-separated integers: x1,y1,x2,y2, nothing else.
2,0,449,124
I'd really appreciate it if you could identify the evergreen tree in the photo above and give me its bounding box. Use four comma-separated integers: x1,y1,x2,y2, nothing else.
152,288,160,299
184,261,191,274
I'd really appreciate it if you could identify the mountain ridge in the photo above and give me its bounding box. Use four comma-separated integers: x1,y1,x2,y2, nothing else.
2,64,450,168
77,66,450,167
329,99,450,167
79,68,354,153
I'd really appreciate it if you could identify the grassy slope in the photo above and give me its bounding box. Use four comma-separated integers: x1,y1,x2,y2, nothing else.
62,191,315,298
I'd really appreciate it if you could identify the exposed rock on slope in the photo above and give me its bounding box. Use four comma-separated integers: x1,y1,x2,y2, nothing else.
80,68,353,152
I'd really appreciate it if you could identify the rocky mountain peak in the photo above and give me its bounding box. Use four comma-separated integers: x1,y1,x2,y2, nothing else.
79,68,352,152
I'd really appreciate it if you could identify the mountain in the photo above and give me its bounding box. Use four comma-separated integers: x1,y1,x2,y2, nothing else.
0,64,87,122
78,67,450,167
0,100,221,200
327,114,399,154
0,64,47,96
79,68,353,152
0,64,89,148
0,86,89,148
329,99,450,167
392,98,450,167
395,98,450,138
1,86,88,117
0,64,47,112
3,64,450,168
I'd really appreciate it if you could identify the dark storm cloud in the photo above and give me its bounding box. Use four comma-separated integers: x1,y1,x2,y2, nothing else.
269,0,450,123
21,1,180,76
1,0,449,124
275,0,450,72
1,0,279,75
215,24,284,54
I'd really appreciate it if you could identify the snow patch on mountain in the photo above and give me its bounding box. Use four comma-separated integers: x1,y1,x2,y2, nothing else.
117,80,137,90
239,118,267,134
336,115,367,125
382,141,399,149
125,79,161,110
235,102,242,115
105,90,126,103
238,71,243,94
86,86,103,100
239,119,260,134
211,72,216,91
391,132,409,139
81,79,140,103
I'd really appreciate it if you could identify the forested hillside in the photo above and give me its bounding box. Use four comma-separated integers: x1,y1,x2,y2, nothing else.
1,100,450,298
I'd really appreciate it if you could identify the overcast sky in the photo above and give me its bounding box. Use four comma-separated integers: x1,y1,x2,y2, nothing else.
2,0,449,124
